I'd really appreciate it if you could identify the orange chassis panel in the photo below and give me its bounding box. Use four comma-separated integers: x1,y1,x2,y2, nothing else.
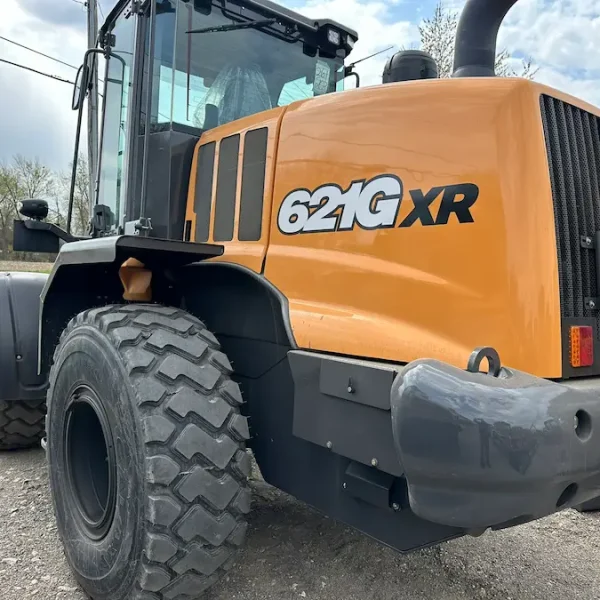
187,78,600,378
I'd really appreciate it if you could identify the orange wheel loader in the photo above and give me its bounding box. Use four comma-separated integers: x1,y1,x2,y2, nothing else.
1,0,600,598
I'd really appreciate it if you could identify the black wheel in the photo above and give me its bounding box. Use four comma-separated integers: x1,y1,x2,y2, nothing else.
0,399,46,450
47,305,251,600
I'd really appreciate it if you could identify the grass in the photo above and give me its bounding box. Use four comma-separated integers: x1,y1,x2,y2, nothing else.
0,261,54,274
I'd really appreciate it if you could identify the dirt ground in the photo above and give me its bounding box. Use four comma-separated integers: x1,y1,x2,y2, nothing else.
1,447,600,600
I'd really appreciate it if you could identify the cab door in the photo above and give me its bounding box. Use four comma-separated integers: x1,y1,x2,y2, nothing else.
96,6,139,234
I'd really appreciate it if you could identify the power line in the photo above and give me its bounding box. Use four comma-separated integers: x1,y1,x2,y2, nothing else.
98,0,106,19
0,35,78,70
0,57,75,85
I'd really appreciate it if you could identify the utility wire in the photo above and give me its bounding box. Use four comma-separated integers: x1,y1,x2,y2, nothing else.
98,1,106,20
0,35,78,70
0,57,75,84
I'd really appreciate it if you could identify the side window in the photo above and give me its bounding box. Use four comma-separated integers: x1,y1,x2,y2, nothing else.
97,13,136,231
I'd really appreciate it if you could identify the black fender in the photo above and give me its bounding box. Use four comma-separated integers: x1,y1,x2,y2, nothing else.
38,236,296,375
0,272,48,402
39,236,224,372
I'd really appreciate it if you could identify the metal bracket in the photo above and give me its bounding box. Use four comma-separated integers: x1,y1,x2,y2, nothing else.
585,297,600,311
125,0,142,18
467,347,502,377
580,233,600,312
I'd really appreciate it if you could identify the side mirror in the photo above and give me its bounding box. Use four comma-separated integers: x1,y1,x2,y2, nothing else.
18,199,49,221
72,62,90,111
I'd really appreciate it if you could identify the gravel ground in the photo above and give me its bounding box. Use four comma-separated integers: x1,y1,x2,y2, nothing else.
1,447,600,600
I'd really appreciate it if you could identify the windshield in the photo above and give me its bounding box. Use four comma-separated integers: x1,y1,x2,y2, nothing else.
149,0,344,131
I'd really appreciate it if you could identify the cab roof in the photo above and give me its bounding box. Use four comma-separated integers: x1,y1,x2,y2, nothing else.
100,0,358,49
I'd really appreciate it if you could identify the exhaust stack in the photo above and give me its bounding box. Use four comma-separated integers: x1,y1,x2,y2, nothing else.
452,0,519,78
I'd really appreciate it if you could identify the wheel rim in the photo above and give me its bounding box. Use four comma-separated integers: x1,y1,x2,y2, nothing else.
64,385,117,541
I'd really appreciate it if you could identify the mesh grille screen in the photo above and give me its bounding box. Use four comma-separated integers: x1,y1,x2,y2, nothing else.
540,95,600,330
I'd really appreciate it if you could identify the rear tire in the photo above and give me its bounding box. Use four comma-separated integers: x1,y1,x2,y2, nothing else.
0,399,46,450
47,305,251,600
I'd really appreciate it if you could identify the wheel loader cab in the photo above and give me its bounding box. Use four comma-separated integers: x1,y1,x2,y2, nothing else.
94,0,354,240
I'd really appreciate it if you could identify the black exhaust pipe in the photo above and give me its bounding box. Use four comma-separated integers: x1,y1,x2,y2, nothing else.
452,0,519,77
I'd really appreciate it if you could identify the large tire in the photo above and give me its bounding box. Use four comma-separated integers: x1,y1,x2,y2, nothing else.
0,399,46,450
47,304,251,600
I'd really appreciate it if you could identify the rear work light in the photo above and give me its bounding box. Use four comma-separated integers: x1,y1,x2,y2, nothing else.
570,326,594,368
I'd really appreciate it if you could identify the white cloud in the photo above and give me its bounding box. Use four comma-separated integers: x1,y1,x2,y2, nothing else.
500,0,600,106
287,0,419,85
0,0,88,170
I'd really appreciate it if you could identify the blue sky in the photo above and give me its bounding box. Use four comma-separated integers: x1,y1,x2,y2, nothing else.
0,0,599,171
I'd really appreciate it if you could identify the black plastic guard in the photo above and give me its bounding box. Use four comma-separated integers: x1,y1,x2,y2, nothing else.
391,360,600,530
0,272,48,402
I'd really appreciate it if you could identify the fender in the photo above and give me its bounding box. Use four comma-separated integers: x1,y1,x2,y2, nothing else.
38,236,297,374
0,272,48,402
39,236,223,373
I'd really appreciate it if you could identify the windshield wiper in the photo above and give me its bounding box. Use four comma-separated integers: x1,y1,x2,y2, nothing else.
186,18,277,35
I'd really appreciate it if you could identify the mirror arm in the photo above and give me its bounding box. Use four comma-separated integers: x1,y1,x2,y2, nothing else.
344,66,360,88
21,218,85,244
68,47,107,235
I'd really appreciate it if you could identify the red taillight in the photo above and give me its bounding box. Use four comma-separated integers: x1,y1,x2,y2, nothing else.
570,326,594,368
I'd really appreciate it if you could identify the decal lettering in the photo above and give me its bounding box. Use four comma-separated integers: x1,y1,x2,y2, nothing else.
278,176,478,235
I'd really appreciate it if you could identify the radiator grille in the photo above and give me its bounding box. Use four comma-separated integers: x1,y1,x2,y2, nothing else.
540,95,600,329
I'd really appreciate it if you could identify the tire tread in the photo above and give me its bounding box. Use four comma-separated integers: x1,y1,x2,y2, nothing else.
0,399,45,450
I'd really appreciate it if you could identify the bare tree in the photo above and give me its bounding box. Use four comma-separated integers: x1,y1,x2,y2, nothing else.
60,155,91,236
0,156,59,258
420,1,539,79
0,167,19,255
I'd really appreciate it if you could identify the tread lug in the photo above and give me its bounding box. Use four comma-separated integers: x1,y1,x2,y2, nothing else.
146,455,181,486
228,414,250,441
146,330,208,360
172,543,229,575
161,573,219,600
176,466,239,508
144,533,178,563
158,356,221,392
140,565,170,592
167,388,231,428
175,504,237,544
173,424,238,468
148,495,181,527
133,313,194,334
220,379,243,405
210,350,232,373
143,415,176,443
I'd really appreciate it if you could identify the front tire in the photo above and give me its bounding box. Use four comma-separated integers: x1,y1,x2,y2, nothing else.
47,305,251,600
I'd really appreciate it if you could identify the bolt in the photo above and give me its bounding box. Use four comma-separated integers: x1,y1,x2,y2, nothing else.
15,354,22,361
343,482,347,489
589,300,597,309
586,237,593,245
347,385,354,393
371,458,378,467
326,441,333,449
392,503,400,511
